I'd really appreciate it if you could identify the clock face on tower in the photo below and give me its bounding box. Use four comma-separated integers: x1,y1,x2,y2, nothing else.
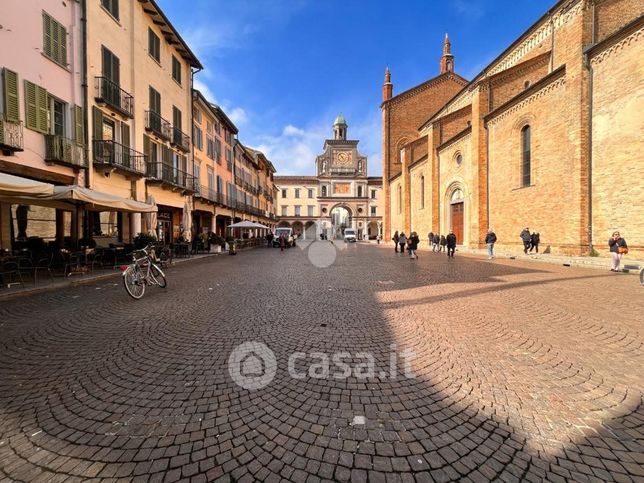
334,150,352,166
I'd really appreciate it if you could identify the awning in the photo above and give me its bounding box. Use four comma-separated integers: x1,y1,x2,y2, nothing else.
0,172,55,197
227,221,270,229
50,186,157,213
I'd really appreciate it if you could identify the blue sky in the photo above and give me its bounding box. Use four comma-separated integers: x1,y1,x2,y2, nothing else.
157,0,553,176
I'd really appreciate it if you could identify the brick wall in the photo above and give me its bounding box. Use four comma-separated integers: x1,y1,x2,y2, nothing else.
590,23,644,257
595,0,644,42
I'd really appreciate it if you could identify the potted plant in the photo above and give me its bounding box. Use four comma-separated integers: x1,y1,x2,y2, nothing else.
133,232,157,249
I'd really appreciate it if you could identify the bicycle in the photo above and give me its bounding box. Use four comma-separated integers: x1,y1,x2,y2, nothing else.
640,266,644,286
122,245,167,299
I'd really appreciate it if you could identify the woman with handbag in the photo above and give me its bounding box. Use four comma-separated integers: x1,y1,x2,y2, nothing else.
608,231,628,272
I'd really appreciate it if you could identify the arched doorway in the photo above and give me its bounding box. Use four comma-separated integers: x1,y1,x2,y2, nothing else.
330,206,352,239
292,221,304,239
368,221,379,239
449,188,464,243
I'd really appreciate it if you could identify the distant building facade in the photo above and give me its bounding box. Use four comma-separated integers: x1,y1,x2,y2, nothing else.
382,0,644,257
276,116,383,240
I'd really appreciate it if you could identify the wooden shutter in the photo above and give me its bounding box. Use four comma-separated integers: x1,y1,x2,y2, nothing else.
121,123,130,147
92,106,103,141
2,68,20,121
74,105,83,145
24,81,37,130
36,86,48,133
43,12,52,58
57,23,67,66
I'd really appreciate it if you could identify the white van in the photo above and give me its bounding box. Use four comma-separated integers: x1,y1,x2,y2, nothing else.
273,227,295,247
343,228,357,243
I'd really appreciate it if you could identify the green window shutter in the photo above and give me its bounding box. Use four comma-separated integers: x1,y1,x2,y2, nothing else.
143,134,150,156
36,85,48,133
59,24,67,66
74,105,84,145
92,106,103,141
121,123,130,147
43,12,52,58
2,68,20,121
24,80,38,130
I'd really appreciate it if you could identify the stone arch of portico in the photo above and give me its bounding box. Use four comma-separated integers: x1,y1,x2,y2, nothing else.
329,204,353,239
442,180,470,245
277,221,291,228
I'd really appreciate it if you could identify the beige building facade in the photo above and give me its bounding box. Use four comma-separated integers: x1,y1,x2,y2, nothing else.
383,0,644,257
276,116,383,240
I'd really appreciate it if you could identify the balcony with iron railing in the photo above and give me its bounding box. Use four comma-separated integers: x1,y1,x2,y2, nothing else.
147,162,196,192
145,111,172,141
0,117,24,153
95,77,134,118
171,126,190,152
92,140,146,175
44,135,85,168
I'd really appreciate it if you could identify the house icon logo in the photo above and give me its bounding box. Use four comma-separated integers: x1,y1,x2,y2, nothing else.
228,341,277,390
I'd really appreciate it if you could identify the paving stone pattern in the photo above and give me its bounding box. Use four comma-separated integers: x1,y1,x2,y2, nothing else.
0,243,643,482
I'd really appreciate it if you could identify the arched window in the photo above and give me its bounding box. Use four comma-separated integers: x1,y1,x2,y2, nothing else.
357,185,363,197
420,176,425,209
321,185,327,197
521,125,531,187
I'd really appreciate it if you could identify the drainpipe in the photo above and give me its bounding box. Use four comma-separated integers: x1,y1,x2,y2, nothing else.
485,125,490,232
79,0,89,242
189,66,202,231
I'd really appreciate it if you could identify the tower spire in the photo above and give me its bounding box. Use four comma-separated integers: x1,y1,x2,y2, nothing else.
440,33,454,74
383,66,393,101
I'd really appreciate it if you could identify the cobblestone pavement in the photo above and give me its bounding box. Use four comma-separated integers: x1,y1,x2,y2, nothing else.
0,243,642,482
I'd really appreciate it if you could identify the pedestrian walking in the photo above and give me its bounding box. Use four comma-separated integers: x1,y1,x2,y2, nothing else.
529,232,540,253
433,234,440,252
520,227,531,254
608,231,628,272
428,231,434,247
393,231,400,253
485,229,497,259
440,235,447,252
446,231,457,258
279,233,286,252
266,231,274,248
398,233,407,254
409,232,420,259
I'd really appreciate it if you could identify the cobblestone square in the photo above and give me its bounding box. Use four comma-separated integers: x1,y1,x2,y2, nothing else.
1,244,642,482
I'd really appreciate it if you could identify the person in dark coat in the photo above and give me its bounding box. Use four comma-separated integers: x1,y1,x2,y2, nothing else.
392,231,399,253
446,231,457,258
409,232,420,259
440,235,447,252
485,229,497,259
529,232,540,253
428,232,434,247
433,234,440,252
398,233,407,254
608,231,628,272
520,227,531,254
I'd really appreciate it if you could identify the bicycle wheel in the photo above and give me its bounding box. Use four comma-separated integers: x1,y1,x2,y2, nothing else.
150,263,167,288
123,265,146,299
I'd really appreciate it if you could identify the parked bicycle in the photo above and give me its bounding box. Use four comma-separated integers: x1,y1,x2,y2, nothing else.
122,245,167,299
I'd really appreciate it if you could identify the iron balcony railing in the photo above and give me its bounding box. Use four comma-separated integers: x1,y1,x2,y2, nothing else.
93,140,146,174
145,111,172,141
147,162,196,191
95,77,134,118
171,127,190,152
45,134,85,167
0,118,24,152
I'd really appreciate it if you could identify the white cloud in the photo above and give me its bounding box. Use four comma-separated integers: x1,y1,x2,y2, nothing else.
227,107,248,126
193,78,217,104
245,111,383,178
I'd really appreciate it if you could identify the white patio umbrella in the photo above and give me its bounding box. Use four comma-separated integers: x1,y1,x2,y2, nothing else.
145,195,157,237
182,201,192,242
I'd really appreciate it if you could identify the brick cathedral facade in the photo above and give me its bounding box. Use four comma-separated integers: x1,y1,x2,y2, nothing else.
382,0,644,257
